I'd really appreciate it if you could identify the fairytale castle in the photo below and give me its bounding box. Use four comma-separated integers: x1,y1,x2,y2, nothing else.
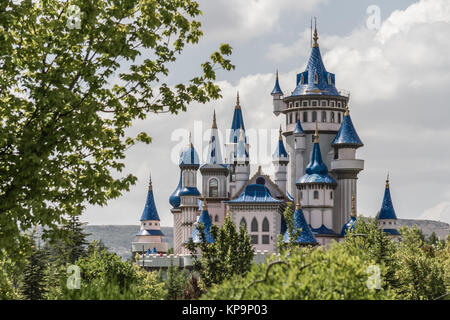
131,26,400,258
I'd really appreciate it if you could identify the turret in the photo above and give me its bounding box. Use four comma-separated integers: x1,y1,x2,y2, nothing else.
330,106,364,233
377,174,400,237
132,174,168,256
283,199,318,246
272,126,289,194
271,70,285,116
188,200,215,244
290,119,306,195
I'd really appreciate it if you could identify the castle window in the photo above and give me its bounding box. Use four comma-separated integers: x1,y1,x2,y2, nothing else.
303,112,308,122
321,111,327,122
302,101,308,107
289,113,293,124
338,113,341,123
215,215,219,222
262,235,270,244
312,101,317,107
314,73,318,84
251,235,258,244
240,217,247,229
330,101,335,107
251,217,258,232
321,100,327,107
331,112,335,123
300,191,303,200
312,111,317,122
337,101,342,108
330,191,333,199
295,102,299,108
209,178,218,197
313,190,319,199
262,217,270,232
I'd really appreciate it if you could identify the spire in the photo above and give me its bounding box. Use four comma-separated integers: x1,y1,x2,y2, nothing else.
148,173,152,190
212,110,217,129
350,194,356,217
279,125,282,141
284,197,317,245
331,106,363,148
236,91,240,109
189,199,214,243
295,197,302,210
140,173,161,221
313,121,319,143
271,70,283,95
386,172,390,189
344,105,350,116
188,131,193,146
273,126,288,161
179,132,200,167
229,92,245,143
293,119,304,135
378,175,398,220
312,17,319,48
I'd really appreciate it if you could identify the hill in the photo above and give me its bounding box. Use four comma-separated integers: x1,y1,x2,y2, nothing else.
84,219,449,260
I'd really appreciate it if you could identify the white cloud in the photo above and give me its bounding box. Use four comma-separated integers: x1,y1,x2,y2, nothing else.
420,202,450,224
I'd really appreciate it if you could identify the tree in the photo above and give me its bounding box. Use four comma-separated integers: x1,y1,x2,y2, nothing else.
21,239,48,300
186,213,254,288
0,0,234,255
276,203,303,252
203,243,396,300
164,262,188,300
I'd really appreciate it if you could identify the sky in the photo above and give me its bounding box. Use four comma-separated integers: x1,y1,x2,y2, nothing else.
82,0,450,226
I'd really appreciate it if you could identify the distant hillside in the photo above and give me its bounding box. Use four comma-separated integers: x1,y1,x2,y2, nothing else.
84,219,449,260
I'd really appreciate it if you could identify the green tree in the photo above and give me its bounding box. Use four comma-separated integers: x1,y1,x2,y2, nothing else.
186,213,254,288
276,202,304,252
0,0,234,255
203,243,396,300
21,239,48,300
164,263,188,300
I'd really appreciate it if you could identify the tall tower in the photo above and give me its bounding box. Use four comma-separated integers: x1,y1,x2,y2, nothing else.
234,130,250,193
271,22,349,198
330,106,364,233
292,120,306,195
225,92,249,197
133,174,168,255
177,133,201,254
272,126,289,194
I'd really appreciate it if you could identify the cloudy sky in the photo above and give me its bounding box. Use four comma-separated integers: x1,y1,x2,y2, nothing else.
82,0,450,226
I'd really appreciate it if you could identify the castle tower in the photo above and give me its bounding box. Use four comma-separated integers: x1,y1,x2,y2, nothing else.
283,198,318,246
176,133,201,254
377,174,400,237
272,126,289,194
271,22,349,199
200,111,229,226
271,70,284,116
341,194,357,236
330,106,364,233
296,123,338,245
234,129,250,193
188,200,215,244
133,174,168,256
291,120,306,195
225,92,249,197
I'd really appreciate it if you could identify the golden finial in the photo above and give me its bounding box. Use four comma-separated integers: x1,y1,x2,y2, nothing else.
276,69,279,81
212,110,217,129
313,121,319,143
148,173,153,190
351,194,356,217
344,105,349,116
386,172,390,189
295,197,302,210
312,17,319,48
279,125,283,141
201,197,207,211
235,91,240,109
188,131,193,147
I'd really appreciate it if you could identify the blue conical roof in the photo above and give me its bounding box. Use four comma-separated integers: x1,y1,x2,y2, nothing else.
297,134,336,185
229,93,246,143
271,71,283,95
189,205,214,243
332,111,363,148
341,216,357,236
273,129,288,160
293,120,304,135
284,205,318,245
378,180,398,220
169,172,182,208
140,179,161,221
179,134,200,167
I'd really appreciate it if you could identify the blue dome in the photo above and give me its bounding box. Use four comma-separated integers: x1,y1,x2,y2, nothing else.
189,207,215,244
179,143,200,167
284,206,318,245
341,216,357,236
291,46,339,96
179,186,201,197
169,173,182,208
378,182,398,220
332,112,363,148
297,140,336,186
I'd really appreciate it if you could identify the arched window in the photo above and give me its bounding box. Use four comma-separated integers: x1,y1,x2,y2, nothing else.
331,112,335,123
338,113,341,123
289,113,293,124
209,178,218,197
330,191,333,199
256,176,266,185
303,111,308,123
240,217,247,229
321,111,327,122
251,217,258,232
262,217,270,232
215,215,219,222
313,190,319,199
312,111,317,122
